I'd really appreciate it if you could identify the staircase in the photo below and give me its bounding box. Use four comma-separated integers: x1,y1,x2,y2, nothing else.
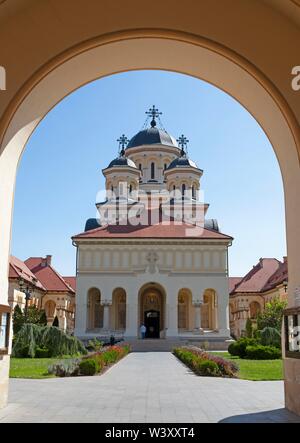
125,337,232,352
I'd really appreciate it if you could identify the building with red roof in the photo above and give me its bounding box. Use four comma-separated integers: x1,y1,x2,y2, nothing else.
8,255,75,332
72,108,233,347
229,257,288,338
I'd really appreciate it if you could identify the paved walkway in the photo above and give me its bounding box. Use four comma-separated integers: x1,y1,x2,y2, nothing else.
0,353,299,423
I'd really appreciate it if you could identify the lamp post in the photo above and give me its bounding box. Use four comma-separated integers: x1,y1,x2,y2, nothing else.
18,278,33,322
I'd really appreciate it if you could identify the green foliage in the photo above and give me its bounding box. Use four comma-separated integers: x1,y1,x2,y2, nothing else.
194,360,219,376
173,347,238,378
48,359,80,377
39,310,48,326
88,338,103,352
245,345,282,360
52,316,59,327
228,338,257,358
245,318,253,338
257,298,287,331
12,324,87,358
79,358,99,376
12,304,24,335
260,327,281,348
35,347,50,358
12,305,49,336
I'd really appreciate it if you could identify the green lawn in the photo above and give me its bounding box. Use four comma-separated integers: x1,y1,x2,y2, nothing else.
10,358,63,379
211,352,283,381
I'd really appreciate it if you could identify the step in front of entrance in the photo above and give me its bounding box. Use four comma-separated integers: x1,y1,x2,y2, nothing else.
125,338,232,352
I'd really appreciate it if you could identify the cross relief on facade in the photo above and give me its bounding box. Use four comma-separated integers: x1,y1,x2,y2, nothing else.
146,251,159,274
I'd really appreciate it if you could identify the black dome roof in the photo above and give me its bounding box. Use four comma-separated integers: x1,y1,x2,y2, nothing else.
166,156,199,170
107,156,137,169
127,127,178,149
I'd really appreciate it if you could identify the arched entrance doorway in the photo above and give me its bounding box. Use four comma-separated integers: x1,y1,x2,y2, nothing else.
139,284,166,339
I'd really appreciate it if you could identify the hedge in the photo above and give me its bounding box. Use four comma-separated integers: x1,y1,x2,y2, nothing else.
173,347,238,378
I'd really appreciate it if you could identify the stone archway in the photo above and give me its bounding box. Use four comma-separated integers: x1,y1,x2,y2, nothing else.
139,283,166,339
0,3,299,413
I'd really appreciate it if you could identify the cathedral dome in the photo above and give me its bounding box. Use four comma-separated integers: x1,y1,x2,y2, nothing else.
127,127,178,149
166,156,199,170
107,156,137,169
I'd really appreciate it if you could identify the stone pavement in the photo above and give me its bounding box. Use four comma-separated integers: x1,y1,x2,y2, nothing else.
0,352,299,423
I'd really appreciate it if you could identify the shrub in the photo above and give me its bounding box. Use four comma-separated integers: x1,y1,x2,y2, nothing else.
12,324,87,358
35,347,50,358
79,358,99,376
245,345,282,360
228,338,257,358
88,338,103,352
245,318,253,338
48,359,80,377
19,345,30,358
195,360,219,376
260,327,281,348
173,347,238,378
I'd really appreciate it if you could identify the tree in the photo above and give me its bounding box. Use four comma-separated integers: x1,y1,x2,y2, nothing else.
39,310,48,326
245,318,253,338
12,304,24,335
12,304,49,336
52,316,59,327
257,298,287,331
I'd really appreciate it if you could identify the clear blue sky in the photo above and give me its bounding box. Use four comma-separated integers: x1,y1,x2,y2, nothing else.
12,70,286,277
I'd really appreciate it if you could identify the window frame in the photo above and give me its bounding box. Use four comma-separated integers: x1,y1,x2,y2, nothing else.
0,304,11,355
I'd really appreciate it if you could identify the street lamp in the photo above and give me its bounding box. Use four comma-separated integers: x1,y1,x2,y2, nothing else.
283,280,288,293
18,278,33,322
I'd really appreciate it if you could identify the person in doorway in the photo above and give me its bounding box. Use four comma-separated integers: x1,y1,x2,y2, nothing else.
140,323,146,339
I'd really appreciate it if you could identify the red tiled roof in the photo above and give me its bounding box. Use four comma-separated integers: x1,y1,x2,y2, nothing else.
262,258,288,292
25,258,75,293
63,277,76,291
231,258,281,294
229,277,243,293
9,255,45,290
72,220,233,241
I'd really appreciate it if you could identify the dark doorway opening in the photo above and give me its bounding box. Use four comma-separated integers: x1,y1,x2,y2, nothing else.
144,310,160,338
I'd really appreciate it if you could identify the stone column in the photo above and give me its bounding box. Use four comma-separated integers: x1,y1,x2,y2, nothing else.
217,294,230,337
124,301,138,338
193,300,203,334
166,298,178,338
102,301,111,330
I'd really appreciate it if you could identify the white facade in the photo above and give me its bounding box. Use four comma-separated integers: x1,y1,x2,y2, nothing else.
73,111,232,342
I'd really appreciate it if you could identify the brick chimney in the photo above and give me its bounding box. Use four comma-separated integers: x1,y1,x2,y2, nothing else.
283,256,287,263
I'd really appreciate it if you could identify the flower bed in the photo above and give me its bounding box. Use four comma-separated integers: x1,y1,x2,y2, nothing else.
173,346,238,378
48,344,131,377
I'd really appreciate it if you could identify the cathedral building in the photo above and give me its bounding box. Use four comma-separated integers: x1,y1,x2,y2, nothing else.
72,107,233,347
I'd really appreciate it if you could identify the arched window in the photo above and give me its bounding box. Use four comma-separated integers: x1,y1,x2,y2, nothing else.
182,183,186,196
139,163,142,171
129,184,133,194
164,163,167,171
151,162,155,179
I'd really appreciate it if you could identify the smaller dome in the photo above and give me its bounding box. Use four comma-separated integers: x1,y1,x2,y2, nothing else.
166,156,199,171
107,156,137,169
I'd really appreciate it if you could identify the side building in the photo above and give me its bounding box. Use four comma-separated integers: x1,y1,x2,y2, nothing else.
229,257,288,338
8,255,76,333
